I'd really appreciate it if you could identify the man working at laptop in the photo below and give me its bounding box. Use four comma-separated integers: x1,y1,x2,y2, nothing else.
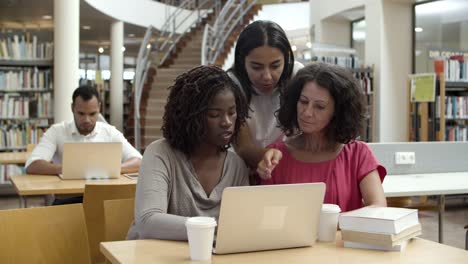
25,85,142,204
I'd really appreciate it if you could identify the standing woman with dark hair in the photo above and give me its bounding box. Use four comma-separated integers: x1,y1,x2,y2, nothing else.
128,65,250,241
228,20,303,168
257,63,387,212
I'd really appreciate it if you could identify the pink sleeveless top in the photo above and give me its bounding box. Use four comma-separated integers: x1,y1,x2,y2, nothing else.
261,141,386,212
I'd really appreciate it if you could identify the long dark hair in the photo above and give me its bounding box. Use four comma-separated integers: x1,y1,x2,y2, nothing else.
162,65,249,156
229,20,295,103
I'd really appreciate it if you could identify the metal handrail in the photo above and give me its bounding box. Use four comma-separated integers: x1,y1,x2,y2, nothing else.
158,0,219,66
133,26,156,151
133,1,220,150
202,0,257,65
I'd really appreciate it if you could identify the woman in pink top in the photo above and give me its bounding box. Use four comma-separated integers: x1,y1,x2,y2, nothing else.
258,62,387,212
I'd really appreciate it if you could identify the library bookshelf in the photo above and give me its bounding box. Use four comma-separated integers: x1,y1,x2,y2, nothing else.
0,32,54,191
408,75,468,142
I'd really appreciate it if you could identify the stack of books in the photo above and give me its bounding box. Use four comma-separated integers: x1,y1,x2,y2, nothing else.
339,207,421,251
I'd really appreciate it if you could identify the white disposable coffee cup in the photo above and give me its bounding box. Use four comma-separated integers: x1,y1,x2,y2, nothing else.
318,204,341,242
185,217,217,261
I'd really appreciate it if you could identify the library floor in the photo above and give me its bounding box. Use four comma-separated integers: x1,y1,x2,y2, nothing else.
0,195,467,250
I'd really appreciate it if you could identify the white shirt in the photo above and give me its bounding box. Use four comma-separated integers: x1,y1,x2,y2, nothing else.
229,61,304,148
25,120,142,168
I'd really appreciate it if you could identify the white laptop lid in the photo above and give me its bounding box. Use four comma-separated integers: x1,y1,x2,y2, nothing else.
213,183,325,254
60,142,122,180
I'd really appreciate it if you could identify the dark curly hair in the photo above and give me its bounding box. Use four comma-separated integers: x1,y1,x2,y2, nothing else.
277,62,366,144
162,65,249,156
229,20,295,103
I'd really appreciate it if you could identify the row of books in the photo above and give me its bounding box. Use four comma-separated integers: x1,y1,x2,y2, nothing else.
436,95,468,119
0,93,53,118
354,72,374,95
446,125,468,142
312,56,361,69
339,207,421,251
0,125,46,150
441,57,468,82
0,34,53,60
0,68,52,91
0,164,24,184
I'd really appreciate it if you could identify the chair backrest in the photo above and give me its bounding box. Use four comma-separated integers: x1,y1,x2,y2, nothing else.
103,198,135,241
83,183,136,264
0,204,91,264
26,143,36,153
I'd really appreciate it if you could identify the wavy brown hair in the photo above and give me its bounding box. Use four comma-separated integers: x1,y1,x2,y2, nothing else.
277,62,366,143
162,65,249,155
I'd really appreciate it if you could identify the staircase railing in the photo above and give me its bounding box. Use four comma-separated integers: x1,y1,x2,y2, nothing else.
202,0,257,65
133,26,156,151
133,0,221,150
158,0,221,66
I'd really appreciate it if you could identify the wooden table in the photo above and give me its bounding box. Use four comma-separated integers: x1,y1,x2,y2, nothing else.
10,174,136,207
0,152,29,164
383,172,468,243
100,237,468,264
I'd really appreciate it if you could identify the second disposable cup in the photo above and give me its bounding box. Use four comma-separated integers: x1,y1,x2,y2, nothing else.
318,204,341,242
185,216,217,261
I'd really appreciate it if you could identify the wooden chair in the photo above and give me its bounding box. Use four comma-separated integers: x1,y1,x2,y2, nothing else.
26,143,36,153
103,198,135,241
83,184,136,264
0,204,91,264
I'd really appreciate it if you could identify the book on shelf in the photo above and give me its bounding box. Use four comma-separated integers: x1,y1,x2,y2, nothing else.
339,206,419,234
343,239,410,252
341,223,422,248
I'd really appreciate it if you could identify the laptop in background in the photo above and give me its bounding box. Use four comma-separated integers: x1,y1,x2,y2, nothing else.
213,183,325,254
60,142,122,180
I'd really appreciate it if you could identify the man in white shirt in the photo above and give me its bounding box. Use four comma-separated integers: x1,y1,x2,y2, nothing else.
26,85,142,175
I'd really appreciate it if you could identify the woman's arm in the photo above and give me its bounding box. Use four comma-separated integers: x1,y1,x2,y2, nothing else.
133,144,189,240
359,169,387,207
233,123,268,168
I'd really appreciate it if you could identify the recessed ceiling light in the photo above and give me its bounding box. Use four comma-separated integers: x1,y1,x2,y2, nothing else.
98,47,104,53
414,27,423,33
42,15,52,20
306,42,312,49
146,44,151,49
82,25,91,30
128,33,135,37
121,46,126,52
291,45,297,52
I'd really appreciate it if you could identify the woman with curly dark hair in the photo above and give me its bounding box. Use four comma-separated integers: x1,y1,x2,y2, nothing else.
128,65,250,240
257,62,387,212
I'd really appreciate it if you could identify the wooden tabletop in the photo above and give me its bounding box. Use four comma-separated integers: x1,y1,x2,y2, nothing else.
0,152,29,164
100,237,468,264
383,172,468,197
9,174,136,195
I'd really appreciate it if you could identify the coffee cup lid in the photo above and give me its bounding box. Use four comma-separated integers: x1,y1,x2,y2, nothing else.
185,217,217,228
321,203,341,213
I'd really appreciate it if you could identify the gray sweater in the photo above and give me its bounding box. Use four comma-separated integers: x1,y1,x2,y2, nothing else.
127,139,249,240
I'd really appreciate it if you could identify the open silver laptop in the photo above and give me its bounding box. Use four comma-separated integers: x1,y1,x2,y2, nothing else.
60,142,122,180
213,183,325,254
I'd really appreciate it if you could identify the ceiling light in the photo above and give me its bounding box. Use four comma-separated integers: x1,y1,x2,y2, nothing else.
146,44,151,49
98,47,104,53
128,33,135,37
353,31,366,41
291,45,297,52
121,46,126,52
306,42,312,49
414,27,423,33
42,15,52,20
82,25,91,30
